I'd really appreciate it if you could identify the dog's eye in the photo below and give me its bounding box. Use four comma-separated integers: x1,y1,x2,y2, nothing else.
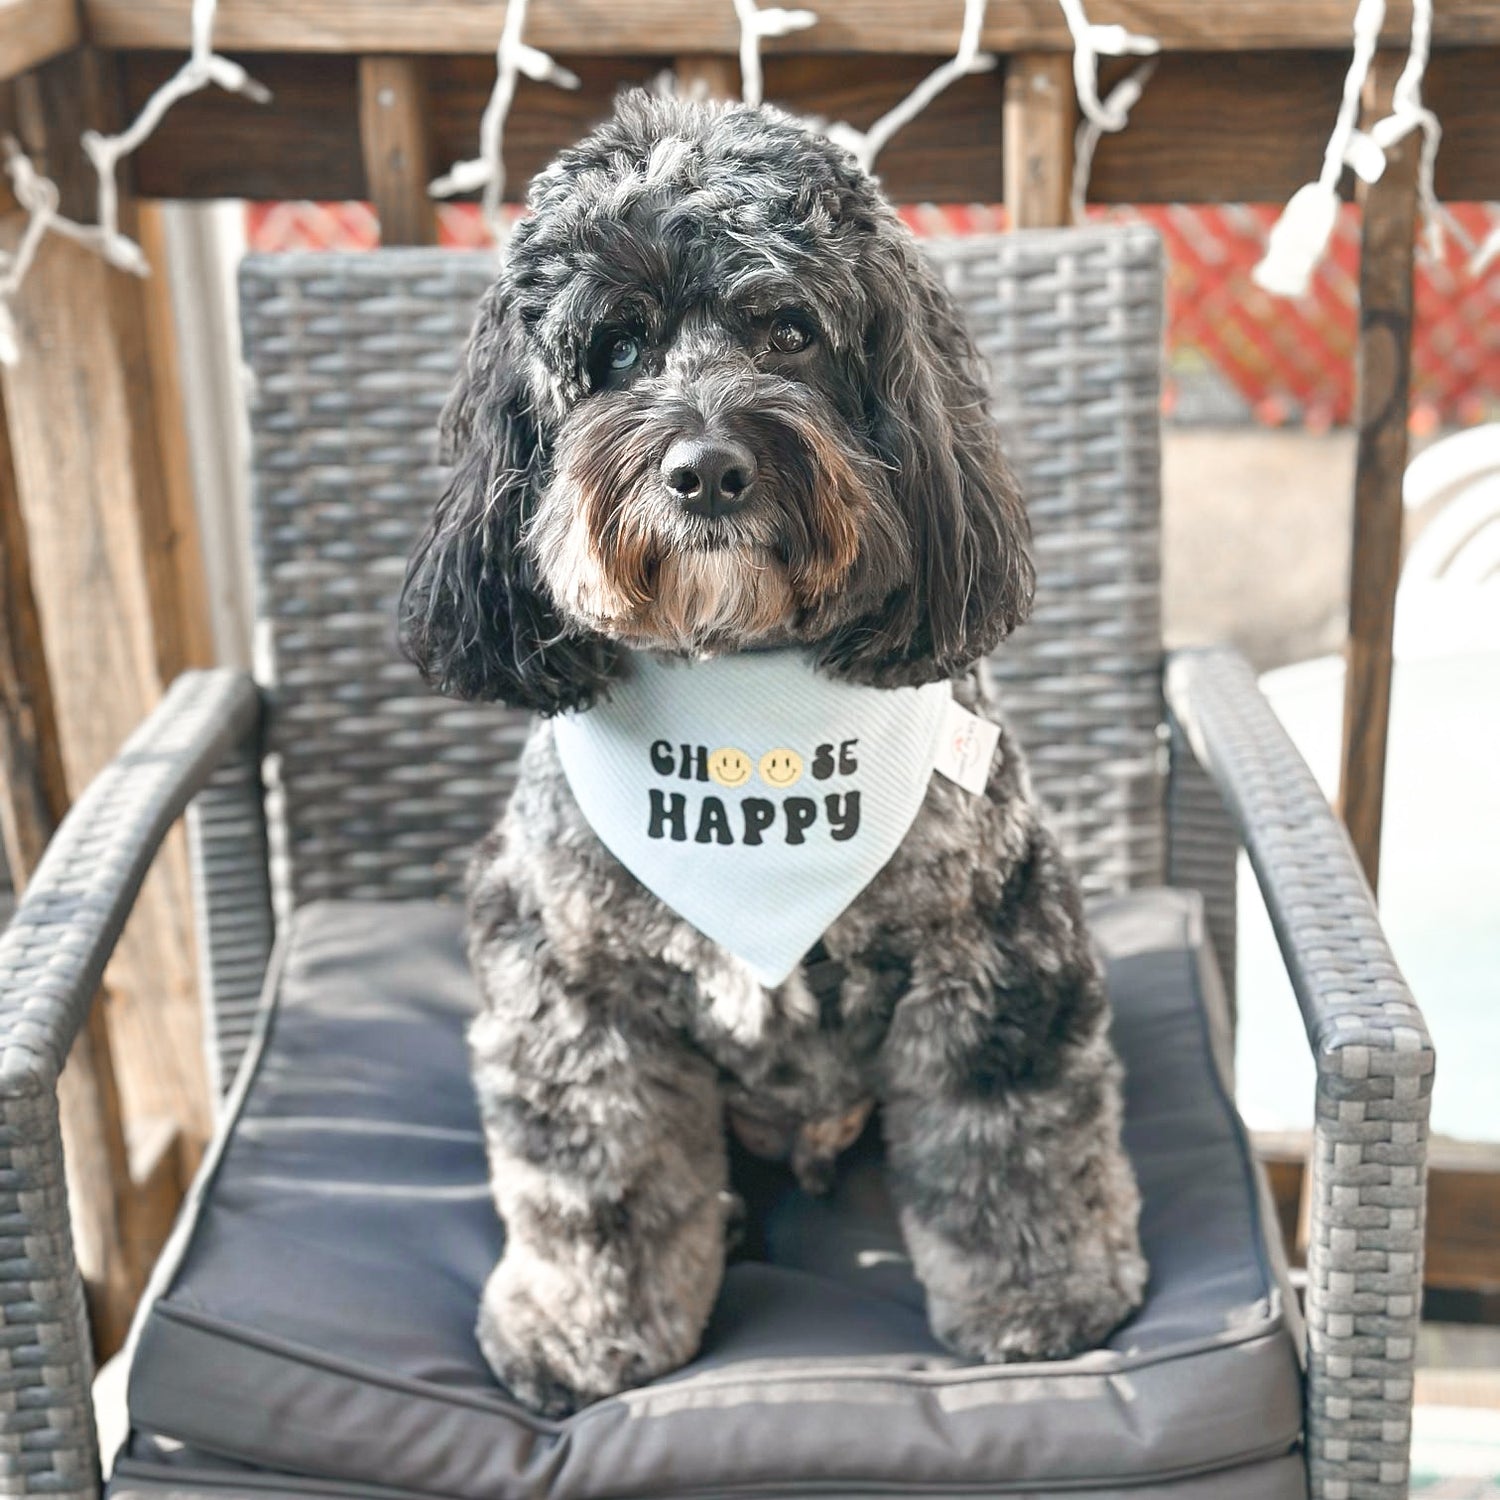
767,318,813,354
606,335,642,371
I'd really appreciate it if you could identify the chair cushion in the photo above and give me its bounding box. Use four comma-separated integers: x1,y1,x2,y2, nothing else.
120,890,1305,1500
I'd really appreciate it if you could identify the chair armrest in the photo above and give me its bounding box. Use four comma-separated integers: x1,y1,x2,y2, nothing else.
1164,647,1430,1071
1165,646,1433,1500
0,669,258,1500
0,669,260,1098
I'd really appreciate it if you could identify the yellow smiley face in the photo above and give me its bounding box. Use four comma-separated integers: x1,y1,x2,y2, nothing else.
758,748,804,788
707,747,753,789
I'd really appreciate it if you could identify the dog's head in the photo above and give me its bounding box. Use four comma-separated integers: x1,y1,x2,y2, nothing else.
400,91,1033,713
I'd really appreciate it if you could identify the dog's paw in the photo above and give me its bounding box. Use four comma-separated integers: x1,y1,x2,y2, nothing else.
476,1259,701,1416
477,1274,585,1416
479,1329,588,1420
930,1249,1149,1364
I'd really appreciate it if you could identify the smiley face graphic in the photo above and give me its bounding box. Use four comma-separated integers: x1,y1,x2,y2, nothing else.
707,747,753,789
758,748,804,788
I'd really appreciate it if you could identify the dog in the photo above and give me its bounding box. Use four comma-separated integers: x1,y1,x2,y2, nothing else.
399,90,1146,1417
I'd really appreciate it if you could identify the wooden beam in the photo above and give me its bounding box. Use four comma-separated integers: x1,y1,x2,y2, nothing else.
124,1114,186,1291
1004,53,1075,228
129,51,364,201
1088,50,1341,205
1063,46,1500,204
1423,1149,1500,1293
83,0,1500,56
124,50,1010,204
57,1001,148,1359
0,391,168,1361
2,50,214,1168
358,55,438,245
121,49,1500,207
0,0,77,82
1338,53,1419,893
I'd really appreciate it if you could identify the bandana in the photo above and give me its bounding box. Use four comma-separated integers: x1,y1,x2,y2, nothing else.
552,651,988,985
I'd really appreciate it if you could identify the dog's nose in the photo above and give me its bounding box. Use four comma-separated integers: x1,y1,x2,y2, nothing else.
661,436,757,518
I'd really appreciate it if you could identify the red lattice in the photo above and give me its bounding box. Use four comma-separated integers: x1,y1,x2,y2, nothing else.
247,199,1500,428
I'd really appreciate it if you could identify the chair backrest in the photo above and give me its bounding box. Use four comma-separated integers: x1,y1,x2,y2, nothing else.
240,224,1164,911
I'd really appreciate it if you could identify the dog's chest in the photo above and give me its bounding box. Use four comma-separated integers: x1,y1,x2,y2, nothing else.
680,792,970,1093
509,701,1005,1079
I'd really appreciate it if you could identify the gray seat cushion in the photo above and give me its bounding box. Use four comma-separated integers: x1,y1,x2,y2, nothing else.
120,889,1305,1499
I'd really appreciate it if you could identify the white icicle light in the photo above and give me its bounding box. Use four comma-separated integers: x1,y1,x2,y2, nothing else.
1251,0,1382,298
1472,223,1500,277
1364,0,1468,262
821,0,994,173
0,0,269,364
733,0,818,109
0,145,62,366
1342,129,1388,186
85,0,270,275
729,0,993,177
1252,183,1342,298
428,0,580,245
1057,0,1159,133
1058,0,1160,222
1069,57,1156,225
1253,0,1463,296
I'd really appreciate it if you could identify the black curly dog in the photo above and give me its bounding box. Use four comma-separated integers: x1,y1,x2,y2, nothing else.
400,91,1146,1416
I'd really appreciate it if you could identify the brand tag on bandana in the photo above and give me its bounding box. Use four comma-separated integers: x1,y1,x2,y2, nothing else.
933,696,1002,796
551,652,958,985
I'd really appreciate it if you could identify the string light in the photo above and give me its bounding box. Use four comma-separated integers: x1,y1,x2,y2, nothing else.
1068,57,1157,225
1471,224,1500,277
84,0,270,274
821,0,996,174
1056,0,1160,133
0,0,268,366
731,1,818,109
1253,0,1460,298
1365,0,1468,261
428,0,580,245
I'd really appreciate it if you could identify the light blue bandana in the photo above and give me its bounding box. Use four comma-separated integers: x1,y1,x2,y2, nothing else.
552,651,954,985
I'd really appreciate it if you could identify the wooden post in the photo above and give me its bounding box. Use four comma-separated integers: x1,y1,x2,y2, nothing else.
134,199,216,676
2,50,213,1171
1338,54,1420,892
358,56,438,245
1004,54,1076,228
0,402,173,1360
0,423,66,878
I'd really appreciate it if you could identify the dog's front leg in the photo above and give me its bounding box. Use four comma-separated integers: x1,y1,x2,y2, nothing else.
468,946,728,1415
879,832,1147,1363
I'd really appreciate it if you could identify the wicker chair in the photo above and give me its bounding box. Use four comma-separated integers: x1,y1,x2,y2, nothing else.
0,226,1432,1500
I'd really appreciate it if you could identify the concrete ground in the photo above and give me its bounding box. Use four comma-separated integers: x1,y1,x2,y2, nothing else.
1161,427,1356,671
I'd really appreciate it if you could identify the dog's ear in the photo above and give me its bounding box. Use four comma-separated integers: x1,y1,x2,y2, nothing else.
820,220,1034,686
399,281,616,715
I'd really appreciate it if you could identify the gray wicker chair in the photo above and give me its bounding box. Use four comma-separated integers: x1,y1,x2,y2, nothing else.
0,226,1432,1500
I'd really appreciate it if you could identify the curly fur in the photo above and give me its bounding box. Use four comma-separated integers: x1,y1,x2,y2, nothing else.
400,90,1145,1416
